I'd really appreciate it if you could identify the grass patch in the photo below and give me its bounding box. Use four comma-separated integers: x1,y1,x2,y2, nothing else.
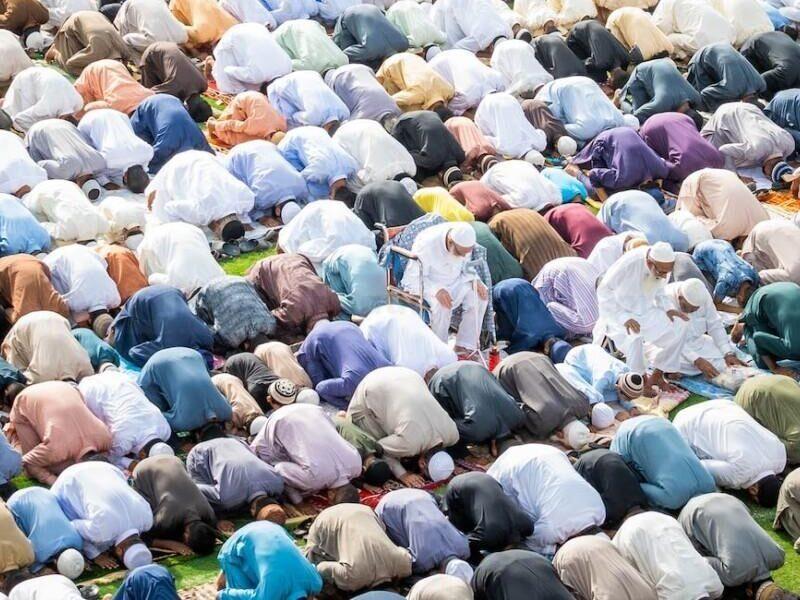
750,503,800,592
219,248,276,276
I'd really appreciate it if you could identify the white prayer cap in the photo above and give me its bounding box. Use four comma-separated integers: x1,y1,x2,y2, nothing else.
648,241,674,263
399,177,418,195
122,543,152,570
279,201,301,224
148,442,174,458
622,114,640,130
249,415,268,436
81,179,102,201
25,30,45,52
680,278,707,308
425,44,442,61
57,549,85,580
449,223,476,248
427,451,455,482
124,233,144,251
556,136,577,157
563,420,590,450
296,388,320,405
445,559,474,584
523,149,545,166
591,403,615,430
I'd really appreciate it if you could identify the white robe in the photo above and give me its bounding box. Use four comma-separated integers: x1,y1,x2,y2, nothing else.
43,244,121,315
673,399,787,489
360,304,457,377
211,23,292,95
277,200,375,272
98,195,147,242
136,221,225,294
79,371,172,467
613,512,724,600
0,31,34,83
667,210,712,252
475,92,547,159
480,160,560,211
50,462,153,559
2,67,84,132
709,0,773,46
487,444,606,557
587,232,645,274
333,120,416,192
490,39,552,98
0,131,47,196
386,0,446,49
430,0,512,52
39,0,96,28
219,0,277,28
428,49,506,116
23,180,109,243
651,0,735,59
267,70,350,129
513,0,556,31
147,150,254,227
7,576,82,600
77,109,154,185
113,0,188,51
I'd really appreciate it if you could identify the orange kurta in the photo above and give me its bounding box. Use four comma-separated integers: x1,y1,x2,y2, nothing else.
169,0,237,47
73,59,154,115
0,255,69,324
208,91,287,147
95,244,149,304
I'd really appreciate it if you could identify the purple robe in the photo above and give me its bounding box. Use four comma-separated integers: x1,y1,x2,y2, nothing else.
572,127,670,191
639,113,724,192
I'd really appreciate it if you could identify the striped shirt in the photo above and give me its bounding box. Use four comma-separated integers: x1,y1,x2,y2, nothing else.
533,257,599,335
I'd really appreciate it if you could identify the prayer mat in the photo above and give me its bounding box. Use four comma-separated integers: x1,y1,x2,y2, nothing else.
676,375,737,399
759,189,800,218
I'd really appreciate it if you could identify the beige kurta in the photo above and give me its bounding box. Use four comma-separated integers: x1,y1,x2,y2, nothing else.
606,7,674,60
741,219,800,285
376,52,454,112
774,468,800,552
0,500,34,575
407,574,474,600
253,341,312,388
212,373,263,431
677,169,768,241
1,311,93,384
169,0,237,47
305,504,413,592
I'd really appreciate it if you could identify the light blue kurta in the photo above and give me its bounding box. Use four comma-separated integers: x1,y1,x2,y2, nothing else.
535,76,624,141
599,190,689,252
321,245,387,317
278,126,358,199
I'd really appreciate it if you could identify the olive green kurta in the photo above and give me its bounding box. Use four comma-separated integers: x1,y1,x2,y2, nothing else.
736,374,800,464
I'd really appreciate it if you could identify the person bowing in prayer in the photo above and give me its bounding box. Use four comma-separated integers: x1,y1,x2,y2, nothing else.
139,42,210,122
688,42,766,111
73,60,153,116
1,66,82,132
45,10,134,76
376,52,455,114
741,219,800,285
0,132,47,199
324,63,401,123
334,4,409,68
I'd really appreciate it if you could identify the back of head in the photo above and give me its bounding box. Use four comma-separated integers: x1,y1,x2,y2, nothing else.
610,67,630,90
684,108,704,131
124,165,150,194
756,474,783,507
221,219,245,242
432,104,454,122
0,109,12,131
185,521,218,555
185,94,212,123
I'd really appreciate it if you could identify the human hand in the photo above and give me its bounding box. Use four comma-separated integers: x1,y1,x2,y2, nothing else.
724,353,746,368
694,358,720,379
666,309,689,322
624,319,640,334
399,472,426,488
475,281,488,301
435,289,453,309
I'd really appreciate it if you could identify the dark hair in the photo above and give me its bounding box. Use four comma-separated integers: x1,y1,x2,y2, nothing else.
4,382,25,408
185,521,218,555
250,494,277,516
99,2,121,22
432,104,454,122
197,422,226,442
0,109,11,131
331,484,360,505
757,474,783,507
684,108,704,132
185,94,212,123
363,458,393,486
1,569,31,594
124,165,150,194
221,220,245,242
610,68,630,90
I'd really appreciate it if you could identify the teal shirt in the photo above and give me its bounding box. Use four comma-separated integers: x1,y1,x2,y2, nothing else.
742,282,800,368
73,328,120,369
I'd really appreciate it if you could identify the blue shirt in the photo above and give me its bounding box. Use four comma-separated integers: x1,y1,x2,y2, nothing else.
7,487,83,569
72,328,120,369
321,245,387,317
492,278,566,354
611,416,715,510
114,564,179,600
541,168,587,203
0,195,50,257
217,521,322,600
138,347,232,433
564,344,631,407
693,239,759,300
599,190,689,251
0,430,21,486
765,88,800,133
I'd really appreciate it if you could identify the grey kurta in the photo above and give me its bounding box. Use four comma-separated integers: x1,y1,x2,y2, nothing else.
26,119,107,182
493,351,590,438
679,493,784,587
305,504,412,592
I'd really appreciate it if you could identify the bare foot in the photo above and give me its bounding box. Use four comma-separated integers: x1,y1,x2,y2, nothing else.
217,520,236,536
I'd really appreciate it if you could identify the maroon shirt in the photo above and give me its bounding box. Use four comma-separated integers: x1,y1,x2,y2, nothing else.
543,204,612,259
450,181,511,222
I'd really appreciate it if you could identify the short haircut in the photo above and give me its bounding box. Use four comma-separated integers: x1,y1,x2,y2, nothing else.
124,165,149,194
221,220,245,242
185,521,217,555
185,94,212,123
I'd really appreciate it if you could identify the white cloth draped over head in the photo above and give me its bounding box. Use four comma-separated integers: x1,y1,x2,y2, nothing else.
613,512,724,600
490,39,552,98
23,179,109,243
360,304,457,376
146,150,255,228
113,0,188,51
480,160,561,211
136,222,225,294
0,131,47,196
0,30,34,83
2,67,84,133
212,23,292,95
77,109,154,179
332,119,416,192
386,0,446,49
43,244,121,316
430,0,512,53
475,92,547,159
428,49,506,116
277,200,376,272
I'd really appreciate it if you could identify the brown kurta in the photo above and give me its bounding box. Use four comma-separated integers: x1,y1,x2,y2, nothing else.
488,208,576,279
521,99,569,148
5,381,112,485
444,116,497,170
0,0,48,35
305,504,412,592
253,341,312,388
0,254,69,324
50,10,134,76
95,245,148,304
140,41,208,100
212,373,263,431
0,500,34,574
450,180,511,222
246,254,341,336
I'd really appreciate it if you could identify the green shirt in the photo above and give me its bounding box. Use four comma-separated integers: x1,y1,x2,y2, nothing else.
736,374,800,463
471,222,523,285
741,282,800,368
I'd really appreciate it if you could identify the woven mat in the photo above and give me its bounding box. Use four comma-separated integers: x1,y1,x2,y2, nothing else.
179,583,218,599
760,189,800,217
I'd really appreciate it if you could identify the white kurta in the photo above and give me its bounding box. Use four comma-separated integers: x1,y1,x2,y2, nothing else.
23,180,110,243
593,246,687,374
39,0,96,28
211,23,292,95
219,0,277,28
651,0,735,59
709,0,773,45
673,399,787,489
360,304,457,377
147,150,255,227
430,0,512,52
513,0,556,31
77,109,154,185
2,67,84,133
333,120,416,192
0,30,34,84
614,512,724,600
277,200,375,272
428,49,506,116
113,0,188,51
43,244,121,315
480,160,560,211
78,371,172,466
667,210,712,252
475,92,547,159
0,131,47,196
7,575,82,600
98,195,147,242
490,39,552,98
587,232,644,274
386,0,446,49
136,221,225,293
50,462,153,559
487,444,606,557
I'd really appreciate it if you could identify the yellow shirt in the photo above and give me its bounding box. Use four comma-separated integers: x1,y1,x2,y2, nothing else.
606,8,673,60
0,501,34,574
414,187,475,222
376,53,454,111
